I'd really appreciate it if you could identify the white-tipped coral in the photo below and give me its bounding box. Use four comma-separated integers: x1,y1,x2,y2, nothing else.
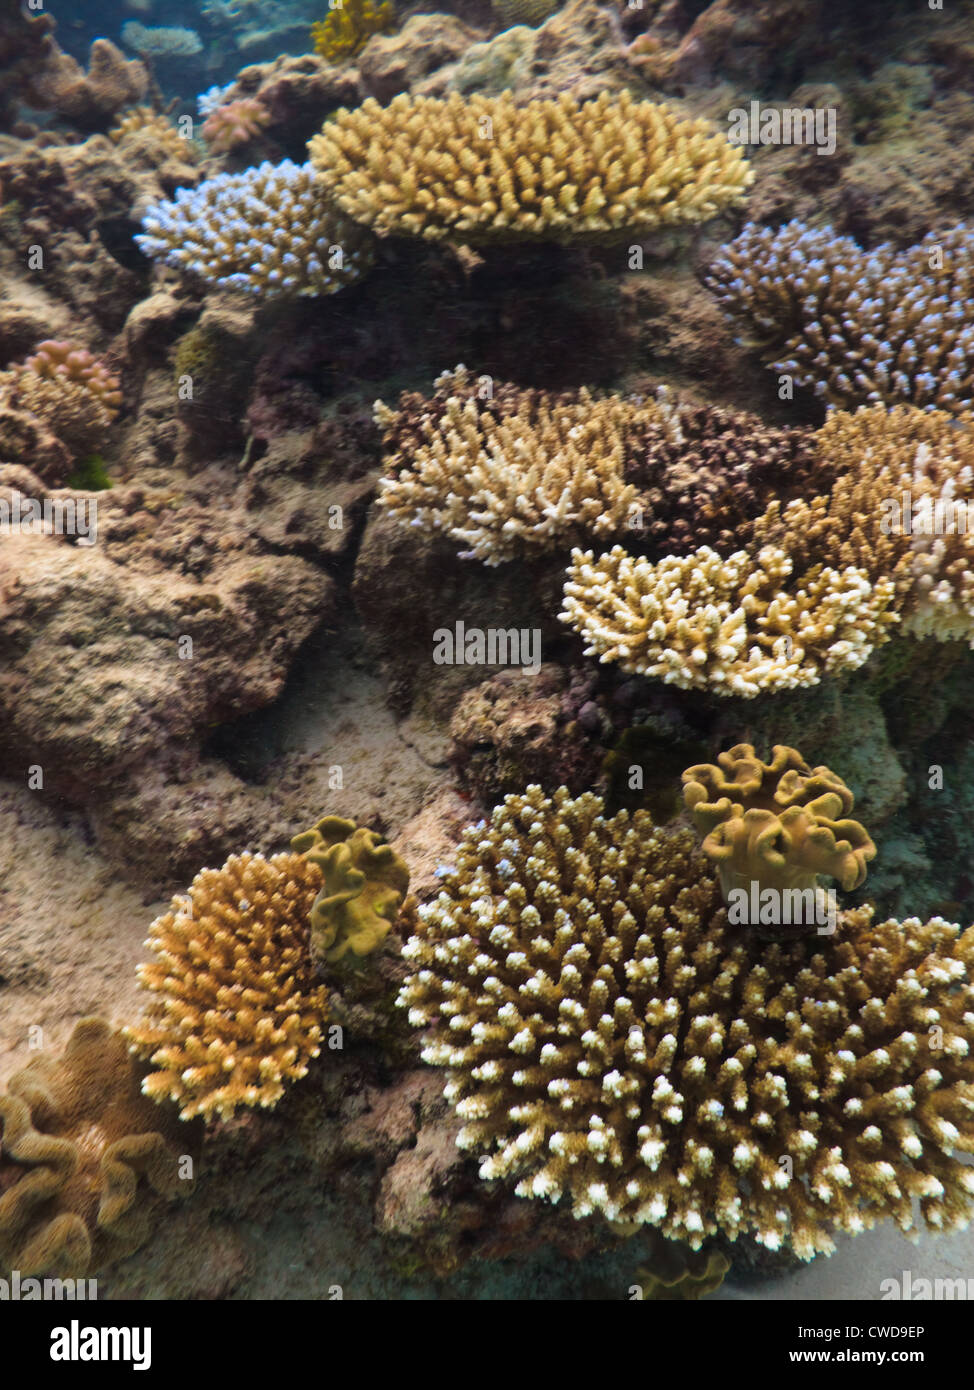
560,542,897,697
398,784,974,1258
137,160,374,299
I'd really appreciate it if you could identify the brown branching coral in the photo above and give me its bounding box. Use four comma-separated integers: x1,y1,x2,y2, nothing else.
124,852,328,1121
309,90,753,245
622,396,821,557
376,366,648,565
682,744,876,906
0,1019,197,1279
560,542,897,697
399,785,974,1258
291,817,410,973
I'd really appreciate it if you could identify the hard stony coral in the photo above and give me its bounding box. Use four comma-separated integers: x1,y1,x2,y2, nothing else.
398,784,974,1257
123,852,329,1121
682,743,876,907
291,817,410,973
622,395,820,557
137,160,375,299
311,0,397,62
110,106,196,162
560,542,897,698
0,1019,197,1279
308,90,754,246
751,406,974,645
705,220,974,414
0,341,122,455
375,366,647,565
120,21,203,59
201,97,271,153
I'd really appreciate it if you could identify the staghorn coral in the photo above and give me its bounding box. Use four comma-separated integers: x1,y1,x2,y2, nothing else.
201,98,271,153
705,220,974,414
291,817,410,972
124,852,329,1121
0,342,122,456
376,366,647,565
308,90,753,246
751,406,974,646
560,542,897,698
0,1019,196,1279
682,743,876,912
137,161,375,300
311,0,397,62
398,784,974,1258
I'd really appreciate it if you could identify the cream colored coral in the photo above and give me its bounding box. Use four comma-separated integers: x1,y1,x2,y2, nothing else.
376,367,647,564
398,785,974,1257
124,851,328,1121
309,90,754,245
560,542,897,697
110,106,196,162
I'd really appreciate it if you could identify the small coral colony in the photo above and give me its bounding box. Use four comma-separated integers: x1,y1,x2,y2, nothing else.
3,0,974,1304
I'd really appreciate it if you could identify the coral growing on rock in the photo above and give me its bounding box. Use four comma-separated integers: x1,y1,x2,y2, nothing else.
0,1019,196,1278
705,220,974,413
560,543,897,697
399,784,974,1258
137,161,375,300
311,0,397,62
110,107,197,163
682,743,876,911
492,0,560,28
0,341,122,456
124,852,329,1121
309,90,753,245
291,818,410,973
201,98,271,153
376,366,646,564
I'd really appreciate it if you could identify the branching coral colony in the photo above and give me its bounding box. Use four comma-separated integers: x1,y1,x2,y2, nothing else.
398,749,974,1260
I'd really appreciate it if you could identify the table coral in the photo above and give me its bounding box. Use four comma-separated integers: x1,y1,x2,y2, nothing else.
376,366,648,565
0,1019,197,1279
560,542,897,697
121,22,204,60
682,743,876,910
311,0,397,62
705,220,974,414
398,783,974,1258
291,817,410,972
137,161,375,299
124,852,329,1121
308,90,753,245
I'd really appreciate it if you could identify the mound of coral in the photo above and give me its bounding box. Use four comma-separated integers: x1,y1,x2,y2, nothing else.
309,90,753,245
399,775,974,1258
0,1019,196,1278
705,220,974,413
138,161,375,299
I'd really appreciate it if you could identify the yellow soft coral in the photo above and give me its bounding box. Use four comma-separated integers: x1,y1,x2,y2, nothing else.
311,0,396,62
291,817,410,970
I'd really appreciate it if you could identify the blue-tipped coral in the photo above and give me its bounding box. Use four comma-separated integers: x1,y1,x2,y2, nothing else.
137,160,375,300
705,220,974,413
